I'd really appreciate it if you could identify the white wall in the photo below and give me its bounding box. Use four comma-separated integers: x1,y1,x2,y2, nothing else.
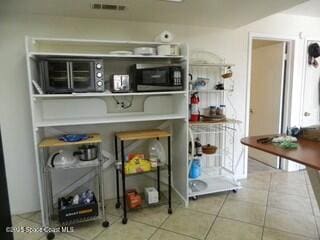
1,11,320,214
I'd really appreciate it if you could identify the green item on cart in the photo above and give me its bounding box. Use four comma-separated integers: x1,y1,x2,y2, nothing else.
279,140,298,149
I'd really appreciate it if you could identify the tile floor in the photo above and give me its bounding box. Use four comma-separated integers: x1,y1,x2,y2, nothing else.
12,160,320,240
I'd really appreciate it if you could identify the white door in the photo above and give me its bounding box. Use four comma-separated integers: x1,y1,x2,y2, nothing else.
301,40,320,127
249,41,286,168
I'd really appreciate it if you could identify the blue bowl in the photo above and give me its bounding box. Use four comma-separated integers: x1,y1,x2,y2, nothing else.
59,134,89,142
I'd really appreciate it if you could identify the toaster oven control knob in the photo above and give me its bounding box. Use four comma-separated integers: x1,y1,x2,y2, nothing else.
96,63,102,69
96,72,103,78
97,81,103,87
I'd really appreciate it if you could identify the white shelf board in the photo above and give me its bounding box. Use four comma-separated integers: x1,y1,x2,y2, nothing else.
48,159,100,170
188,175,241,197
190,63,235,67
36,113,186,127
30,37,182,47
189,119,241,126
29,51,185,59
33,91,187,99
189,89,233,93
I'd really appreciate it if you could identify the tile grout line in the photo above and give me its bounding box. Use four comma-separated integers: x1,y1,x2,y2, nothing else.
156,206,206,240
157,227,202,240
261,170,273,240
304,171,320,238
91,218,123,240
263,171,319,239
203,191,229,240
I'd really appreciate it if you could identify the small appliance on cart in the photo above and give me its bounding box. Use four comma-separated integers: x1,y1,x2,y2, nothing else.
188,51,241,200
38,133,109,240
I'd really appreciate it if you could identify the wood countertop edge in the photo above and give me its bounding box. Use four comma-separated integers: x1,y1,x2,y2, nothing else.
241,137,320,171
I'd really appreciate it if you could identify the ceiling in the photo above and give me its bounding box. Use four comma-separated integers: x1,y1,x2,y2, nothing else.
285,0,320,17
1,0,307,28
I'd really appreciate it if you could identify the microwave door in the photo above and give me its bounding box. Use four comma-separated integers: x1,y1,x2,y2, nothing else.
142,69,169,86
70,61,95,92
45,60,70,93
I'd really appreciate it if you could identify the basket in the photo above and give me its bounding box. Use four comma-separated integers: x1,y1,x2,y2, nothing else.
58,194,98,224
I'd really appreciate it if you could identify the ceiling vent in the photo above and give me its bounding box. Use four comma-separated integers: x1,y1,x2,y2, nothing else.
91,3,127,11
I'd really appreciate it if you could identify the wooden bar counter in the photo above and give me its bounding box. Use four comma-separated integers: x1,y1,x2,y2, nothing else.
241,135,320,210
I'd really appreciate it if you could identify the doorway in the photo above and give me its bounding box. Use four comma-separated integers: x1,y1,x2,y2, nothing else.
248,38,290,169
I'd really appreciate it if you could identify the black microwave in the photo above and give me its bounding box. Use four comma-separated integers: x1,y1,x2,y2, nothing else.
39,58,105,94
133,64,183,92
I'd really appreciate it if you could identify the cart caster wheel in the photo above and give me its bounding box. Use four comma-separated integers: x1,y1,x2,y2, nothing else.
232,189,237,193
168,208,173,214
102,221,110,228
115,202,121,209
122,218,128,224
47,232,55,240
191,196,198,200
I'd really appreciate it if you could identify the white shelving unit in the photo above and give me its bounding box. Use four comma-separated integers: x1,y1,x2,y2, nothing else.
25,37,189,238
187,52,241,199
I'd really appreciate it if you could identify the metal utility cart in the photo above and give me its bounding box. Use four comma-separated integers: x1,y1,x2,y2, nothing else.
188,52,241,199
38,133,109,240
188,121,241,199
114,129,172,224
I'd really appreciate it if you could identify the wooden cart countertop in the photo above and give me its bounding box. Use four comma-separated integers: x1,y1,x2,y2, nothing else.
39,133,102,148
116,129,171,141
241,135,320,170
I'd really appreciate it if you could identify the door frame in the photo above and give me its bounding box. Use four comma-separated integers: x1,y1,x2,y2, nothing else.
245,32,298,172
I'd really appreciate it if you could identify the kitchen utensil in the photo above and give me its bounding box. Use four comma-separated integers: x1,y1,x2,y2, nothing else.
59,134,89,142
133,47,156,55
202,144,217,154
48,150,77,168
188,73,193,90
109,50,133,55
171,45,180,56
73,145,98,161
202,106,226,122
215,83,224,90
134,64,183,92
222,72,233,79
157,44,171,55
222,66,233,79
209,106,217,116
39,58,105,94
201,114,226,122
110,74,130,93
194,77,209,90
189,180,208,193
216,107,223,116
195,137,202,156
157,44,180,56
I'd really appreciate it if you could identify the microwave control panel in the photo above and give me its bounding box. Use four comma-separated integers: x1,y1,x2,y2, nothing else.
173,70,182,86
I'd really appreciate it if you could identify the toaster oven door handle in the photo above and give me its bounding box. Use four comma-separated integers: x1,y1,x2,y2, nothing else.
67,62,73,89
